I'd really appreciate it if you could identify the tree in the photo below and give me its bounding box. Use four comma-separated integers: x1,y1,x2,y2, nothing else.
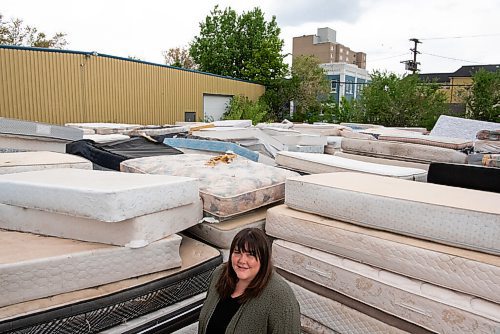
290,55,330,122
189,6,287,85
0,13,67,48
463,69,500,122
163,47,197,69
222,95,270,125
356,71,448,129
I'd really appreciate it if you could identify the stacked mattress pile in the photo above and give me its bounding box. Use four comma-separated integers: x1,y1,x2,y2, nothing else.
267,172,500,333
1,117,83,153
275,151,427,181
0,168,222,333
120,153,298,261
0,151,92,174
340,129,471,165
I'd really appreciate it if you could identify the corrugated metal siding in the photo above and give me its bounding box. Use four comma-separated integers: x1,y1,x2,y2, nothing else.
0,47,265,125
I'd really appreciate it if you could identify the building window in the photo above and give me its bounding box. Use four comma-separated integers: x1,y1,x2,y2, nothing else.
330,80,338,93
340,48,343,53
346,50,349,55
339,55,343,61
330,46,334,51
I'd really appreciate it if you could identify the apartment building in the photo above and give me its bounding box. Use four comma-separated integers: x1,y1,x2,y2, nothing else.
293,27,366,69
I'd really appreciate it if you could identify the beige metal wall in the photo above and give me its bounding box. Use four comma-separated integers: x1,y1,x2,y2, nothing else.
0,47,265,125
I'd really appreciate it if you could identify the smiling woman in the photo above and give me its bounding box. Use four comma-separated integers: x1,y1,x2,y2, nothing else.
198,228,301,334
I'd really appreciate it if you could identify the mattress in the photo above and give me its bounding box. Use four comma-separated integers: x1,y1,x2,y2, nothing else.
475,139,500,153
65,122,142,135
430,115,499,140
283,278,412,334
274,240,500,333
427,162,500,193
0,151,92,174
172,322,198,334
83,133,130,143
275,151,427,181
1,117,83,141
292,123,345,136
0,199,202,246
0,236,221,333
300,314,339,334
361,128,473,150
285,173,500,254
266,205,500,303
120,154,298,219
341,137,468,164
483,154,500,167
334,151,429,171
0,168,199,222
0,134,69,153
187,207,267,248
274,134,327,146
101,292,205,333
0,230,182,307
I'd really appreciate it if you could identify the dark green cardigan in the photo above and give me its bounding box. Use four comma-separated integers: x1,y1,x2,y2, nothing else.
198,264,301,334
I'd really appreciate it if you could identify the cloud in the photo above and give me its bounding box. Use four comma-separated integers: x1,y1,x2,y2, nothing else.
268,0,364,26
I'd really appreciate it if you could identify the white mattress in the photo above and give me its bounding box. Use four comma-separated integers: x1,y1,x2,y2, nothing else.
275,240,500,333
121,154,297,219
300,314,339,334
285,280,409,334
0,230,182,307
266,205,500,303
187,207,267,248
0,168,199,222
334,151,429,171
0,134,68,153
285,173,500,254
0,199,202,246
341,137,468,163
275,151,427,181
0,151,92,174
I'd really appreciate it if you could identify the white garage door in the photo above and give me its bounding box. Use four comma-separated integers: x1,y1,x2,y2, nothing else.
203,95,232,121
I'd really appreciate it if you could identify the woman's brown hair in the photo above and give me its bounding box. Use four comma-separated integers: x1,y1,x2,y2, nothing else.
215,228,273,303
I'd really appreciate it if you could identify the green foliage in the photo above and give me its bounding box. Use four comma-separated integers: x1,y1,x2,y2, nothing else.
163,47,197,69
189,6,287,85
223,95,270,125
356,71,448,129
290,55,330,121
259,77,298,121
463,69,500,122
0,14,67,48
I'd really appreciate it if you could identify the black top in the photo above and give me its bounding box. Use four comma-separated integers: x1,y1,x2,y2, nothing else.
206,295,241,334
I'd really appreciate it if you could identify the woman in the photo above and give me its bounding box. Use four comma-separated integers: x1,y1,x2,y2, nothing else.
198,228,301,334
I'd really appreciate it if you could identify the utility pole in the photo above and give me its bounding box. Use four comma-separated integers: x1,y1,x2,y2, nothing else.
401,38,422,74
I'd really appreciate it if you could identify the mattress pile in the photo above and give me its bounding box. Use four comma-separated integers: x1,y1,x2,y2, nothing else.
0,151,92,174
0,168,221,333
267,172,500,333
275,151,427,181
121,153,298,259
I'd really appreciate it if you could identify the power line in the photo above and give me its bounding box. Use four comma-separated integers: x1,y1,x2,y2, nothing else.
370,52,409,62
420,33,500,41
420,52,484,64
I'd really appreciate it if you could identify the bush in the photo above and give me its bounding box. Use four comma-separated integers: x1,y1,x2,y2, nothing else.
222,95,270,125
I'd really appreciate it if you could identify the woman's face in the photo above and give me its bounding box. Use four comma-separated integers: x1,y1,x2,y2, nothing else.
231,246,261,284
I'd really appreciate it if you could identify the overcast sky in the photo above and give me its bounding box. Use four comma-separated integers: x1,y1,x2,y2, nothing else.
2,0,499,75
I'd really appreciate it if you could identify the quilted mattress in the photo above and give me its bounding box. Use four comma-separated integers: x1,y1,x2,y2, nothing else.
300,314,339,334
0,199,202,246
0,236,222,333
341,137,468,163
266,205,500,303
0,168,199,222
274,240,500,333
187,207,267,248
0,151,92,174
275,151,427,181
121,154,298,219
285,173,500,254
0,230,182,307
283,278,412,334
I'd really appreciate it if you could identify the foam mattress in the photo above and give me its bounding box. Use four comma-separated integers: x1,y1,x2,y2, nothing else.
266,205,500,303
275,151,427,181
0,151,92,174
121,154,298,219
187,207,267,248
283,279,411,334
0,236,221,333
0,199,202,246
274,240,500,333
334,151,429,171
341,137,468,163
0,168,199,222
0,230,182,307
285,173,500,254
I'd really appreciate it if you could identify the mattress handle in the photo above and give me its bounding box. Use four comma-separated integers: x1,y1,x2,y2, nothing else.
305,264,332,278
395,301,432,317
